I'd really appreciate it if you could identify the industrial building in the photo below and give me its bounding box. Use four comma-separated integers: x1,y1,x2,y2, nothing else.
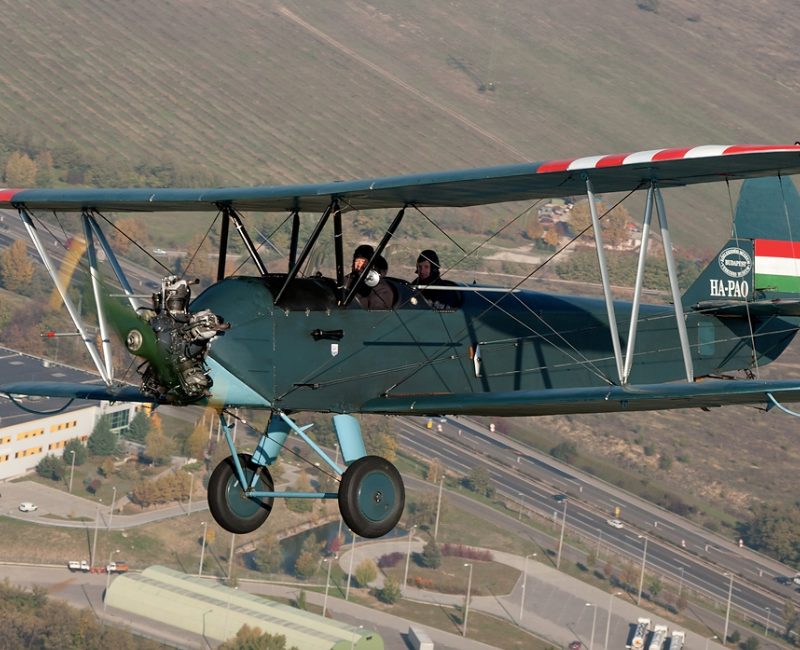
106,566,384,649
0,347,140,480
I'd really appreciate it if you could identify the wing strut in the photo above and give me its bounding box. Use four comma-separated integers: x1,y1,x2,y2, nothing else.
623,185,655,383
81,214,114,381
654,186,694,382
85,214,140,313
288,211,300,272
586,179,624,383
217,208,230,281
586,178,694,384
17,208,111,385
229,209,268,277
275,202,334,305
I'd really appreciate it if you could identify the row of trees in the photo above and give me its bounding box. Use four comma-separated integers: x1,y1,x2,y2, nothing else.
1,123,221,189
129,470,192,508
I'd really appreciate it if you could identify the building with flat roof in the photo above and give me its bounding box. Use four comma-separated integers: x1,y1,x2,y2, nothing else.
106,566,384,649
0,347,140,480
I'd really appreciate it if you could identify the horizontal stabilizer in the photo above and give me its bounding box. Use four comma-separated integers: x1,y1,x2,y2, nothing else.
361,379,800,417
691,299,800,318
0,382,156,403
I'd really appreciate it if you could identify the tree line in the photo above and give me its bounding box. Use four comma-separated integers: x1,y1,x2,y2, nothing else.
0,126,220,189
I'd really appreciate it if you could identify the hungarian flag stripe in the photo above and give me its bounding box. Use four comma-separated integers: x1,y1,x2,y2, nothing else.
755,239,800,292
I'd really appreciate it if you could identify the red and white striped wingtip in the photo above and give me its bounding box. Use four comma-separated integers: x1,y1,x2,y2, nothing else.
536,144,800,174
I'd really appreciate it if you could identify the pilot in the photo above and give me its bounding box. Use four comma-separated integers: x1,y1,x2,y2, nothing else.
413,249,456,310
346,245,394,310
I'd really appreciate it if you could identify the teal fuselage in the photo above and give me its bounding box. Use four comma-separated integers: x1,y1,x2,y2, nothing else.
191,275,799,414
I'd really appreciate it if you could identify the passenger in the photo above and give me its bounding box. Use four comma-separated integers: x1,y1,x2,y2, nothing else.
413,249,456,310
346,245,394,310
413,249,441,286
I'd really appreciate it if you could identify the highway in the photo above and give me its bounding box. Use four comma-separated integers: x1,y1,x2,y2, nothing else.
397,415,796,634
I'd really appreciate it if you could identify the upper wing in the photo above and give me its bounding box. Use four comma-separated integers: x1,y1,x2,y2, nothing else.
360,379,800,417
1,145,799,213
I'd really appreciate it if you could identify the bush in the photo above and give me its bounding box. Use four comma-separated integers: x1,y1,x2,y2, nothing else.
294,552,318,579
377,552,404,569
88,479,102,494
378,575,402,604
550,441,577,464
441,543,493,562
420,540,442,569
36,454,66,482
741,637,759,650
354,559,378,588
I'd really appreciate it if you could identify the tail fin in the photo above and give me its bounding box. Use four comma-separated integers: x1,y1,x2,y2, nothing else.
682,176,800,305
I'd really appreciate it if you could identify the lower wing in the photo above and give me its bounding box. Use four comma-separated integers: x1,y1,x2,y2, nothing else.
361,379,800,417
1,382,157,403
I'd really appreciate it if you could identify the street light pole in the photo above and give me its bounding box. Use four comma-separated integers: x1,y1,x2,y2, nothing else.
463,563,474,637
223,587,237,641
198,521,208,577
556,500,568,569
723,573,734,645
350,625,363,650
605,592,622,650
434,475,444,540
103,549,119,620
586,603,598,650
108,486,116,530
518,492,525,521
519,553,536,622
323,555,337,617
346,532,357,600
91,504,100,567
678,566,685,596
228,533,236,580
187,473,194,515
403,525,416,596
765,607,771,638
69,450,76,493
636,535,648,606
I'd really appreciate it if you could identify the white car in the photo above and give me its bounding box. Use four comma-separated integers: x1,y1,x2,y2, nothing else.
606,518,623,529
19,502,37,512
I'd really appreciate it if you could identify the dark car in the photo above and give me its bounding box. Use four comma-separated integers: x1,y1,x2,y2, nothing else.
553,494,568,502
776,576,794,585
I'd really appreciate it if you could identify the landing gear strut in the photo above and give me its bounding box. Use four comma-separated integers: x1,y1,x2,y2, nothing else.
338,455,405,539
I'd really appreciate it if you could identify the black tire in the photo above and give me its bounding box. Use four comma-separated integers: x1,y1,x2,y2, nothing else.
208,454,274,534
338,455,405,539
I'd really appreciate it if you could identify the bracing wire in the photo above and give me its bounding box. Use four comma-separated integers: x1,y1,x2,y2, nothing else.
180,211,221,281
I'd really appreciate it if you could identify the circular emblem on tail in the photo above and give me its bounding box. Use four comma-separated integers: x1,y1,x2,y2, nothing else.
718,247,752,278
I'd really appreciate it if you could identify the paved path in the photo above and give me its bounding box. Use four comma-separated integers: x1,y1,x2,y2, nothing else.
340,539,732,650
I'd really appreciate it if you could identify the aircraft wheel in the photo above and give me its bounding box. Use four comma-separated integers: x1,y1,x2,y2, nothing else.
338,455,405,539
208,454,274,534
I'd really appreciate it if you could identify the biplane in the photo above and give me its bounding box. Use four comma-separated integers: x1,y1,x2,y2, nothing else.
2,144,800,539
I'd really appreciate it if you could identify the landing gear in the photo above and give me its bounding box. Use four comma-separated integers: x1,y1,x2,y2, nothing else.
338,455,405,539
208,454,274,534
